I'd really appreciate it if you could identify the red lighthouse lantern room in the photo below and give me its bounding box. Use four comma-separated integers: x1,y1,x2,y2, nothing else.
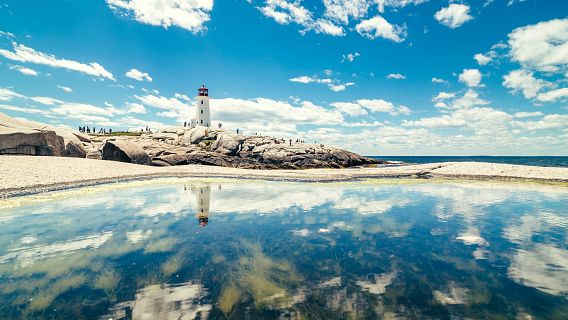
198,85,208,97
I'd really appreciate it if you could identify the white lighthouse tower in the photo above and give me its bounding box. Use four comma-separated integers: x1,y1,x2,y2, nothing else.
195,85,211,127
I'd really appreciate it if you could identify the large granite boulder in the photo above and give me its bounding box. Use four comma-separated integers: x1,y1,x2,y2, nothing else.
0,112,86,157
210,132,246,155
102,139,150,165
180,126,211,146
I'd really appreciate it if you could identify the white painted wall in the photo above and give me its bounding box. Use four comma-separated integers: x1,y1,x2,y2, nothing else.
196,95,211,128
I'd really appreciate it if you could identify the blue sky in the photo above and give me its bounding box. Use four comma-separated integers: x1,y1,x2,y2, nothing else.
0,0,567,155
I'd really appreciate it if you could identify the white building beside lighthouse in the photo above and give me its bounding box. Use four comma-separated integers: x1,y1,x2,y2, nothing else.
195,85,210,127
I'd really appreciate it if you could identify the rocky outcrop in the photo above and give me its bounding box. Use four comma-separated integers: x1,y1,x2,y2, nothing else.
102,139,150,165
0,113,380,169
134,126,380,169
0,112,86,157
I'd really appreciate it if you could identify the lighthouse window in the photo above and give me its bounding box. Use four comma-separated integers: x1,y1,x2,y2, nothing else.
201,110,203,114
201,120,203,124
201,101,203,105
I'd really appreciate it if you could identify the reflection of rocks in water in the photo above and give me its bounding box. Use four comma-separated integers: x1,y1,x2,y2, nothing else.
188,183,212,227
217,242,301,316
104,281,211,320
433,283,470,305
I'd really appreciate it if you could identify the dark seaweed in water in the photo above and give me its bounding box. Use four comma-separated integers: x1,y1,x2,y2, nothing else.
0,180,567,319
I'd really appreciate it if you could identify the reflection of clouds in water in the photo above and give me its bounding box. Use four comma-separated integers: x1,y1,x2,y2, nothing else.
505,211,567,245
473,247,489,260
334,197,410,215
433,284,469,305
211,182,344,213
508,244,568,298
291,229,311,237
456,227,489,246
126,230,153,244
505,211,568,297
20,234,37,244
356,270,397,295
105,281,211,320
0,232,112,268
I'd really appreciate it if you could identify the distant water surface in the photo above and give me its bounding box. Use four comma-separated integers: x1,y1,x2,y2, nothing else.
0,179,567,319
369,155,568,167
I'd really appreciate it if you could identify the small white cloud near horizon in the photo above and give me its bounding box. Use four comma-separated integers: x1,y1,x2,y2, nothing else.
459,69,482,87
503,69,552,100
125,68,152,82
290,75,355,92
57,85,73,93
536,88,568,103
434,4,473,29
387,73,406,80
514,111,543,118
333,99,411,116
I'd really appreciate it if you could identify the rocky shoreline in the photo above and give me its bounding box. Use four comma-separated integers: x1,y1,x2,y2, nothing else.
90,126,382,169
1,111,381,169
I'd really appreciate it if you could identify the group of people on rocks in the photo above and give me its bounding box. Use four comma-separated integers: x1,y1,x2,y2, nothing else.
78,126,112,135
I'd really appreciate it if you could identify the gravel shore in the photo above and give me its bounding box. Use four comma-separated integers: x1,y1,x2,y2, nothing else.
1,155,567,197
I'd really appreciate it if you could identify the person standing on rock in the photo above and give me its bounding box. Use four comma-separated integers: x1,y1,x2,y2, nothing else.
289,139,292,146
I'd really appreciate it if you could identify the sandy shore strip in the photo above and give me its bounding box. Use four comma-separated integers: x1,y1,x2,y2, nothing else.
1,155,567,197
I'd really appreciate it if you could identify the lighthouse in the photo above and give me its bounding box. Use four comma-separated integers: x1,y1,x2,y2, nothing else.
190,183,211,227
196,85,211,127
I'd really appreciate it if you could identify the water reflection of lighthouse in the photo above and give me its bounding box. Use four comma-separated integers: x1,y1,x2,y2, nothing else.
191,184,211,227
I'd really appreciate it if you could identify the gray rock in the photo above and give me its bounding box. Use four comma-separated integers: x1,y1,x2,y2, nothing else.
102,139,150,165
211,132,246,155
0,112,86,157
180,126,210,146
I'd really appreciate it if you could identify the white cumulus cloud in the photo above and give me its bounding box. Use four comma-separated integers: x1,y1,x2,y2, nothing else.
356,16,407,42
434,4,473,29
125,68,153,82
508,18,568,72
106,0,213,33
458,69,482,87
503,69,552,99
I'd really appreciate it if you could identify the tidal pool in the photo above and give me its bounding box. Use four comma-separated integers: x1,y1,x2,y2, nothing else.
1,179,567,319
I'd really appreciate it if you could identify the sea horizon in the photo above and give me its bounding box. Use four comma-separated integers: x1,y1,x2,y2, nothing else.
368,155,568,168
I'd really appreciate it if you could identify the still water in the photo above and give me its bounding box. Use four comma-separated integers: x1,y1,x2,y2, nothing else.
1,179,567,319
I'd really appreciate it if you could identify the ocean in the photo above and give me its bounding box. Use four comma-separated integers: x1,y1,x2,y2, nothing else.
368,156,568,168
